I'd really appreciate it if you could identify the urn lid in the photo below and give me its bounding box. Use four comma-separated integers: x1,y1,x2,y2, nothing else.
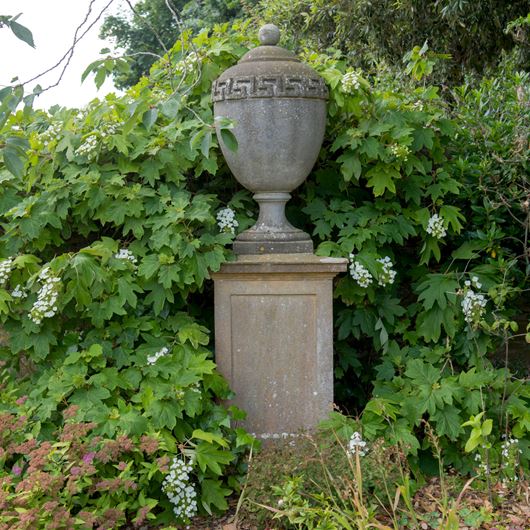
212,24,328,102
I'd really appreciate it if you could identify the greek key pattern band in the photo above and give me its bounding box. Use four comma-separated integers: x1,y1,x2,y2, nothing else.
212,75,329,101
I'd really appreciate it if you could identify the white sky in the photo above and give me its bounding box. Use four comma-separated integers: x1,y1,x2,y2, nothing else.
0,0,134,110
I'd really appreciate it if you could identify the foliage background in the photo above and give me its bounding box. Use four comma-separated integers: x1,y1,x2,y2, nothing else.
0,0,529,526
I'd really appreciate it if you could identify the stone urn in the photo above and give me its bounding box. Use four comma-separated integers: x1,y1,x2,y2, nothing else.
213,24,328,254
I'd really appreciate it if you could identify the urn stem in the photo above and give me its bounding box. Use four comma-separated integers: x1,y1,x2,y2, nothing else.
253,192,295,233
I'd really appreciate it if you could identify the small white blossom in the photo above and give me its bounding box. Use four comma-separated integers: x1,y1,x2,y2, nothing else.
39,122,62,146
162,457,198,522
349,254,373,288
471,275,482,289
348,431,368,457
147,346,170,365
389,144,410,161
342,71,361,93
0,257,14,286
376,256,397,286
426,213,447,239
174,52,200,76
216,207,238,234
114,248,138,264
11,284,27,299
29,266,61,325
76,133,98,158
501,437,522,460
461,288,487,324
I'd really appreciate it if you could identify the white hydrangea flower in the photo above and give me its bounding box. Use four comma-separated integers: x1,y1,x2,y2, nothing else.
461,288,487,324
216,207,239,234
501,437,521,459
426,213,447,239
348,254,373,288
11,284,27,299
39,122,62,146
174,52,200,76
0,257,14,286
389,144,410,161
147,346,170,365
114,248,138,264
162,457,198,522
376,256,397,286
342,70,361,93
29,266,61,325
76,133,98,158
471,275,482,289
348,431,368,457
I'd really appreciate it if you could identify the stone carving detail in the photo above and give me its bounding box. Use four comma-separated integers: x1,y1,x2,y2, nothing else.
212,75,328,101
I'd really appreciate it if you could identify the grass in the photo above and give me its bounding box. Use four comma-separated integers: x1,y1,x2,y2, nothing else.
188,431,530,530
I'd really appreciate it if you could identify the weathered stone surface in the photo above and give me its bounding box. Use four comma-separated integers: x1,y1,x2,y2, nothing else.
212,254,347,438
213,24,328,255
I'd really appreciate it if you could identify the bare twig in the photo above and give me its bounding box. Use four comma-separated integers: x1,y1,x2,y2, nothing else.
163,0,202,96
20,0,116,96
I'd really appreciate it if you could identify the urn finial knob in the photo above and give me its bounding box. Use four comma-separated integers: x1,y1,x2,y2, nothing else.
258,23,280,46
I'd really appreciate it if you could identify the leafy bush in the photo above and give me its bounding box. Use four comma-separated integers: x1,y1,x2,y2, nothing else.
0,16,528,527
293,50,530,474
0,26,255,527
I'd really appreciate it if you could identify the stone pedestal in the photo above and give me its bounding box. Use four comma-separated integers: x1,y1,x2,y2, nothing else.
212,254,347,438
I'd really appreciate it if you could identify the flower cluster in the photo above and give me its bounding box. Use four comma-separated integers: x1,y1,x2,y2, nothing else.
348,432,368,457
376,256,397,286
0,257,13,286
101,121,120,136
465,275,482,290
426,213,447,239
501,436,521,460
147,346,170,365
114,248,137,265
349,254,373,288
461,288,487,325
174,52,200,76
162,457,198,522
473,452,490,476
216,207,239,234
76,134,98,158
389,144,410,161
341,70,361,93
39,122,62,146
11,284,27,299
29,267,61,325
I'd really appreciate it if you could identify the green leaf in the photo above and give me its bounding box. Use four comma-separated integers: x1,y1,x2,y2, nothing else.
451,240,486,260
195,442,234,475
417,274,458,310
365,165,399,196
148,400,177,430
159,97,181,118
432,405,461,440
192,429,229,448
200,131,212,158
201,479,231,514
338,152,361,181
9,19,35,48
142,108,158,131
220,128,238,152
2,145,25,177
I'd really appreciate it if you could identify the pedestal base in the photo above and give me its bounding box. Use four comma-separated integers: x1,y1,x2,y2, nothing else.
212,254,347,438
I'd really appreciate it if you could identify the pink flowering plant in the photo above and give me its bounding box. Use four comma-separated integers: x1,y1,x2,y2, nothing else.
0,399,252,529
